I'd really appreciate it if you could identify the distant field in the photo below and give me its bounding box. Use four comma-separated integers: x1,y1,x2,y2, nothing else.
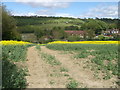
14,16,84,34
14,16,84,26
21,33,37,42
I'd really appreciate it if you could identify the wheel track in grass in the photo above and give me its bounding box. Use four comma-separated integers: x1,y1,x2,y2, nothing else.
26,46,118,88
26,46,70,88
40,46,118,88
25,46,51,88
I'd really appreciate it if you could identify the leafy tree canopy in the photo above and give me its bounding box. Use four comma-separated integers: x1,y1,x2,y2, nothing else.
2,5,21,40
81,19,109,35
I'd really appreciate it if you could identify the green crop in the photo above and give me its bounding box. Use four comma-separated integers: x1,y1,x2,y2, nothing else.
46,44,119,79
2,44,33,88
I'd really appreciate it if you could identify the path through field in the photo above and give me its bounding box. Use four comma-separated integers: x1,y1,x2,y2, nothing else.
26,46,118,88
26,46,51,88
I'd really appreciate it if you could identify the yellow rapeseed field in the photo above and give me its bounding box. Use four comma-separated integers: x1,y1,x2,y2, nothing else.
0,40,32,45
48,41,119,44
0,40,119,45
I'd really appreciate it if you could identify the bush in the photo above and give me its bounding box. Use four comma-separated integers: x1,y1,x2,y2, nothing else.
2,45,28,62
2,57,27,88
67,35,81,41
2,44,33,88
97,35,105,40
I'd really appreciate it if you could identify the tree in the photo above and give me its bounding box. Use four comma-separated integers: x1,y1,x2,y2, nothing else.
108,23,117,29
67,35,81,41
81,20,108,35
2,5,21,40
51,27,67,40
34,29,44,39
86,30,95,40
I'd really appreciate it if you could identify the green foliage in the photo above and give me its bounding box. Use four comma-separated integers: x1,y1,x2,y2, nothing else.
66,80,79,88
2,58,27,88
2,5,21,40
74,52,88,58
112,34,120,41
67,35,81,41
13,16,84,42
46,44,119,79
31,26,68,43
49,81,55,85
2,44,33,88
81,19,108,35
52,27,68,39
116,81,120,86
108,23,117,29
34,29,45,38
60,67,68,72
35,45,41,50
97,35,105,40
14,16,84,26
13,16,119,42
103,72,112,80
2,45,32,62
85,30,95,40
17,25,35,33
41,53,61,66
65,25,79,30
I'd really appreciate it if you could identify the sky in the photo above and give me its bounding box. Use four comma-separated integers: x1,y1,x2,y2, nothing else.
2,1,118,18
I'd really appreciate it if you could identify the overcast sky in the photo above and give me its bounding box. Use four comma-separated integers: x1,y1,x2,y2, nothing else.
3,1,118,18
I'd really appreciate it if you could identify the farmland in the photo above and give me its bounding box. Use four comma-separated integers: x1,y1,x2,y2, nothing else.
1,41,119,88
1,2,120,89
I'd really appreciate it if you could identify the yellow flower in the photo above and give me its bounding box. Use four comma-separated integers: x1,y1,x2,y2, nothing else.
0,40,32,45
48,41,119,44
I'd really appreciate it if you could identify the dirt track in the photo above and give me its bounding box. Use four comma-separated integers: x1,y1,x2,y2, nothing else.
25,46,118,88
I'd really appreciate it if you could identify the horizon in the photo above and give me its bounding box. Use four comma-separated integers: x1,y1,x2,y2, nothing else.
11,15,119,19
3,2,118,19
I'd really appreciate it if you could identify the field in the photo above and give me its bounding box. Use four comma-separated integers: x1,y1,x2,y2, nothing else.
2,2,120,89
1,41,119,88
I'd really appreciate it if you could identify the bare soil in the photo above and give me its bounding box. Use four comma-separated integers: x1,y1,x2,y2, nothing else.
26,46,51,88
26,46,118,88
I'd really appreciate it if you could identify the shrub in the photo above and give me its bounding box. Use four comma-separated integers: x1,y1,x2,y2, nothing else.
2,57,27,88
66,80,78,88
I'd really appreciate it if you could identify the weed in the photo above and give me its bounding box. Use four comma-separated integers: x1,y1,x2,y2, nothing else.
35,45,41,50
41,53,61,66
60,67,68,72
46,44,118,79
66,80,79,88
49,80,55,85
64,74,69,77
74,53,88,58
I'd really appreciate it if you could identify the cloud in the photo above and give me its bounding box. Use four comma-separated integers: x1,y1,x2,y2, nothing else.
35,9,55,16
14,0,75,2
11,3,118,19
79,5,118,18
12,12,36,16
12,9,76,18
14,0,71,8
36,9,76,17
55,13,77,18
4,0,119,2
